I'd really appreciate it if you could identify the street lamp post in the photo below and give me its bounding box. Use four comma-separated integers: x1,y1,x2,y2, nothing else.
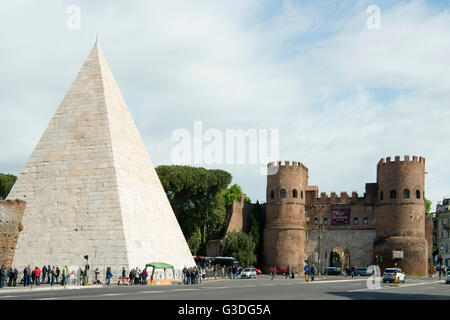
318,223,322,275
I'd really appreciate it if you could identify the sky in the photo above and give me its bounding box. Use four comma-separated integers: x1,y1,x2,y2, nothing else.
0,0,449,208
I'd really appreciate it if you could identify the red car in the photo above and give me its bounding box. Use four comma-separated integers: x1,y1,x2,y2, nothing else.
270,265,287,275
246,265,262,275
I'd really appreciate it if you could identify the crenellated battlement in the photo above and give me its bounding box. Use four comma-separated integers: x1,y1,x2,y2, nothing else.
307,190,367,205
377,155,425,166
267,160,308,172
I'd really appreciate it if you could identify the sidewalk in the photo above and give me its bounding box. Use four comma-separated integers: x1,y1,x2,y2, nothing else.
0,283,103,293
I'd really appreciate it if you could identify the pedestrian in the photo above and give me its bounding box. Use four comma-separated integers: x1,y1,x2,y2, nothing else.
285,265,290,279
129,268,134,285
7,266,13,287
439,266,442,280
47,265,51,283
51,266,56,286
62,266,67,286
304,264,309,281
42,265,47,284
13,268,18,287
182,266,187,284
311,265,316,281
55,267,60,284
291,265,295,279
23,266,29,287
143,268,148,285
121,267,127,285
106,267,113,286
0,265,5,288
94,267,100,284
271,266,276,280
35,266,41,286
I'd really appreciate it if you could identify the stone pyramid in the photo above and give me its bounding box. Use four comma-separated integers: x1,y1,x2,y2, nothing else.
8,42,195,276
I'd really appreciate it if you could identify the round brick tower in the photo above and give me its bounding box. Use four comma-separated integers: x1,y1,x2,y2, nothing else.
374,155,428,275
263,161,308,274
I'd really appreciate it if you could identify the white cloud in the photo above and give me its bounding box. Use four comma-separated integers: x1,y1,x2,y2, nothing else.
0,0,449,208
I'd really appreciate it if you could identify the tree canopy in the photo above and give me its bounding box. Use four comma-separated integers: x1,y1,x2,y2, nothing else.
0,174,17,199
221,231,257,267
425,197,432,217
156,165,232,256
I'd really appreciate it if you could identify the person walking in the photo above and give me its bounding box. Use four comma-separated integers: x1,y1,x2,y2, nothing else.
121,267,127,285
311,265,316,281
129,268,134,285
271,266,276,280
285,265,290,279
291,265,295,279
106,267,113,286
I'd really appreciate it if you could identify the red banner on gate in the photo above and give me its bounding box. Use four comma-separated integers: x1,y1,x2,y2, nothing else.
331,209,350,225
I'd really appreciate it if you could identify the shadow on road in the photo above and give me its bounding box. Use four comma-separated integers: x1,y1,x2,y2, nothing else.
327,291,450,300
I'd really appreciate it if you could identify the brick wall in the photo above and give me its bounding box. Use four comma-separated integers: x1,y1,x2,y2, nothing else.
0,200,26,267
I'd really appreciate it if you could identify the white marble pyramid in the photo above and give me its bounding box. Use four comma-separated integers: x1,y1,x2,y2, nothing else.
8,42,195,276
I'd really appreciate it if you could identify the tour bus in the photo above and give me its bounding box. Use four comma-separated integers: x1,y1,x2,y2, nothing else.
194,256,215,267
213,257,240,268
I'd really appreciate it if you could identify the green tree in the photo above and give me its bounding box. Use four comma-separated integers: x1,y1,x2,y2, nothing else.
187,227,203,256
247,201,264,266
425,197,432,217
156,165,232,255
221,231,257,266
220,184,250,207
0,174,17,199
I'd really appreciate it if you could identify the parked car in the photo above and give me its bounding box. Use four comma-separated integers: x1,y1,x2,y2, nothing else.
241,268,257,279
356,267,374,276
382,268,406,283
246,265,262,275
324,267,344,276
270,265,287,275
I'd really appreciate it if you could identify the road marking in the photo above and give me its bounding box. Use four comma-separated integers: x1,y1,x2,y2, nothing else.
297,279,368,285
171,288,199,291
135,290,166,294
349,280,444,292
0,295,17,298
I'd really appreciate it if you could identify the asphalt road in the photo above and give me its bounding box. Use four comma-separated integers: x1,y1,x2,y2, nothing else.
0,274,449,300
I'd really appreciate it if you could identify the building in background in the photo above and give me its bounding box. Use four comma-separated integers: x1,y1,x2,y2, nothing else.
436,198,450,266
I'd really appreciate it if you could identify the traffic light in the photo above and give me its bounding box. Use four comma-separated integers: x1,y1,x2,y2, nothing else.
375,255,382,265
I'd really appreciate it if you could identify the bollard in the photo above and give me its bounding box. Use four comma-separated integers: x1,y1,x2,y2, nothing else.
305,274,309,281
394,274,398,283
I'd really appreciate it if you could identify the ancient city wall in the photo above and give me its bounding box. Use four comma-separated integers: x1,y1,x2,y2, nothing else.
0,200,26,267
